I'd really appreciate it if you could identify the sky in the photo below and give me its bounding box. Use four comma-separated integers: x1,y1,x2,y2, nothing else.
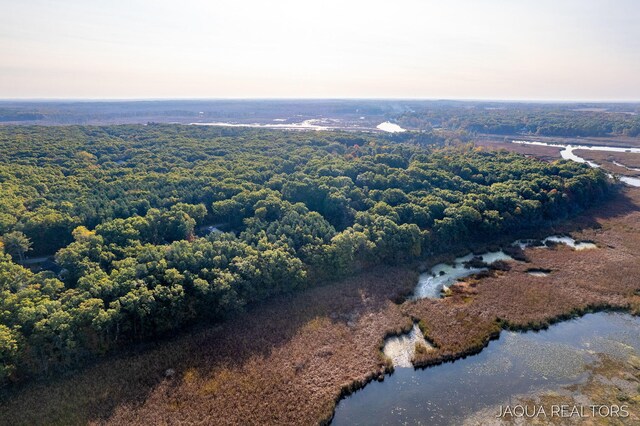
1,0,639,100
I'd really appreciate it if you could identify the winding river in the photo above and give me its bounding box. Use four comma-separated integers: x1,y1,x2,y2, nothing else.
613,161,640,172
512,140,640,187
190,119,406,133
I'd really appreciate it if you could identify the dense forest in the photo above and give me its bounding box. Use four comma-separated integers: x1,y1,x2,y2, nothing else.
0,124,610,384
397,105,640,137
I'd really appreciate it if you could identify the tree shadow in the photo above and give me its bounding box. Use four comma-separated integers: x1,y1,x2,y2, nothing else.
563,188,639,231
0,266,414,424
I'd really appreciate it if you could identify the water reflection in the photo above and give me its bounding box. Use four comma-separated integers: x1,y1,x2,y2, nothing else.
383,324,433,368
414,236,593,300
413,251,512,299
332,313,640,426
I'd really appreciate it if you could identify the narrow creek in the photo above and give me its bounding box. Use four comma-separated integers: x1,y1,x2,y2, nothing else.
413,250,511,299
391,235,595,371
512,140,640,187
414,235,593,299
332,313,640,425
613,160,640,172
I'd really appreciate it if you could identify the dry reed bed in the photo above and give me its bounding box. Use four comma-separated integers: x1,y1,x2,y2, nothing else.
0,268,417,425
470,354,640,425
573,149,640,177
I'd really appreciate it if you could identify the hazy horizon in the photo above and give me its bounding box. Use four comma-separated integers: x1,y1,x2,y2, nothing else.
2,0,640,100
2,97,640,103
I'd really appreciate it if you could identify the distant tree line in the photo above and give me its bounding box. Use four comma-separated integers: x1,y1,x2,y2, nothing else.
397,106,640,137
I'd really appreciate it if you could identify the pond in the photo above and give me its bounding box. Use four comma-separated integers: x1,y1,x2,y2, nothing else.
382,324,434,368
331,312,640,425
526,268,551,277
541,235,597,250
513,235,596,251
413,250,512,299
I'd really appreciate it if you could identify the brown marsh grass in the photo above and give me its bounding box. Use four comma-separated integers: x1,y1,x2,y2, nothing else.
573,149,640,177
0,268,417,425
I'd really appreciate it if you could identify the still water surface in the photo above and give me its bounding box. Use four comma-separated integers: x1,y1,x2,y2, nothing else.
332,313,640,425
414,236,593,299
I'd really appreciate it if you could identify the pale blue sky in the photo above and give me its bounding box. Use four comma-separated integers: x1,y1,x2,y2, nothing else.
1,0,639,100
